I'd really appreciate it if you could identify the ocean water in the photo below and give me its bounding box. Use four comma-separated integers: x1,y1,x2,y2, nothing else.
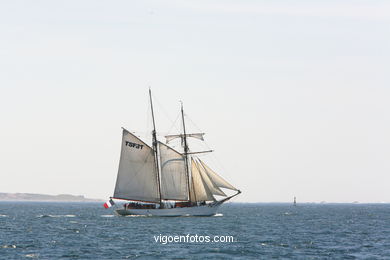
1,202,390,259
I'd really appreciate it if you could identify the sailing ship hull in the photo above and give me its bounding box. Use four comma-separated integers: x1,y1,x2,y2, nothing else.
115,204,221,217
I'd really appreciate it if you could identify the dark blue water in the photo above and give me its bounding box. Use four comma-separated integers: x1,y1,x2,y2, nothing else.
1,202,390,259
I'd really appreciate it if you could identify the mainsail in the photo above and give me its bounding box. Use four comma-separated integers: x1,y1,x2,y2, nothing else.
159,142,188,201
113,129,160,203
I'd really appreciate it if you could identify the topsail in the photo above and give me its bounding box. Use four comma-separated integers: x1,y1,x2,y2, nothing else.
165,133,205,143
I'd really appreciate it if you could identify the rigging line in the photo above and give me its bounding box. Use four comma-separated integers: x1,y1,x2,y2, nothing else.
151,92,182,134
204,149,233,184
166,112,180,135
184,113,204,133
185,115,232,180
183,113,215,151
185,113,220,155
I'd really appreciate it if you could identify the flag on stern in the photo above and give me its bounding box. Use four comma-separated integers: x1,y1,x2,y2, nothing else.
103,199,115,209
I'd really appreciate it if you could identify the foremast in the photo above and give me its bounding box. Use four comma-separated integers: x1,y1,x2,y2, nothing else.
149,89,162,205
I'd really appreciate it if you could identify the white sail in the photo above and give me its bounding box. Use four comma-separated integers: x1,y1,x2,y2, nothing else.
190,158,215,202
198,159,238,191
194,159,226,197
165,133,205,143
113,129,160,203
159,142,188,201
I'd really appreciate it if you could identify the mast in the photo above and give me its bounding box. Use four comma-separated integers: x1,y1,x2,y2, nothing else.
149,89,162,204
180,101,195,202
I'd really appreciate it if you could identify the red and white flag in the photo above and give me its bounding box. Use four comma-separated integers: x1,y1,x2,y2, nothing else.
103,199,115,209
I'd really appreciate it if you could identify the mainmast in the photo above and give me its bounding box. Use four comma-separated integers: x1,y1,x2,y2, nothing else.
149,89,162,204
181,102,195,202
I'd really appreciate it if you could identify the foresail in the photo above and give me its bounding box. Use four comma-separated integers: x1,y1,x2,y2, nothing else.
159,142,188,201
194,160,226,197
198,159,238,191
190,158,215,202
113,129,160,203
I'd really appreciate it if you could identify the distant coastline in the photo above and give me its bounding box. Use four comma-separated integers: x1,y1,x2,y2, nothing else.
0,193,103,202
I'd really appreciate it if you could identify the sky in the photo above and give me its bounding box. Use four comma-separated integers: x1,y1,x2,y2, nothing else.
0,0,389,203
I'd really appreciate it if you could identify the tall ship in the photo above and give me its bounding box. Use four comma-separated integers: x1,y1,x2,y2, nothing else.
105,90,240,216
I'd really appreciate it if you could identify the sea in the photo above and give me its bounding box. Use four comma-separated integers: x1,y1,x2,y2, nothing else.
1,202,390,259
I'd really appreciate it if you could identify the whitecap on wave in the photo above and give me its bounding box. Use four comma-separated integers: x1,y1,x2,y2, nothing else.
37,214,76,218
214,213,224,217
1,244,16,248
124,215,147,218
100,215,115,218
0,214,7,217
25,253,39,258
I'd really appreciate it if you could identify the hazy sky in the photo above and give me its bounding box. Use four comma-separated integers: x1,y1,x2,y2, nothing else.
1,1,389,203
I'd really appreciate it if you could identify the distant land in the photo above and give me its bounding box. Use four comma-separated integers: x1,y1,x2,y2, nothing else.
0,193,103,202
